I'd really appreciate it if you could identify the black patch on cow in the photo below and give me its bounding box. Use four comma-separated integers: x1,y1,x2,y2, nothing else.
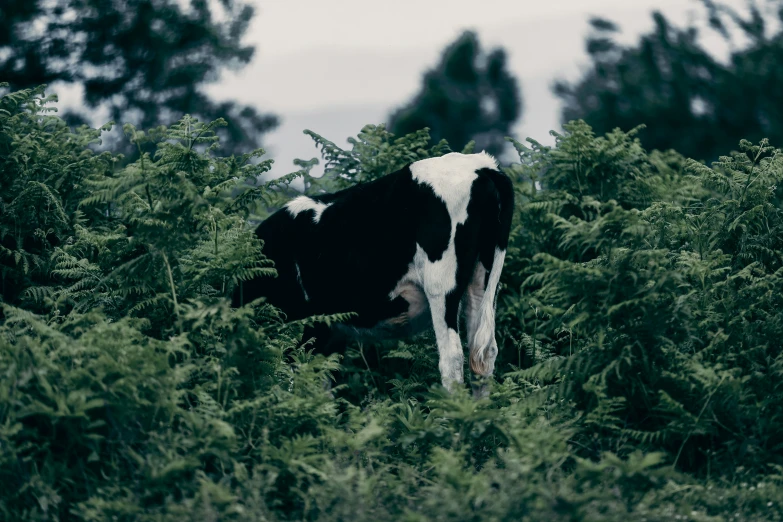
476,167,514,251
469,167,515,291
412,180,451,262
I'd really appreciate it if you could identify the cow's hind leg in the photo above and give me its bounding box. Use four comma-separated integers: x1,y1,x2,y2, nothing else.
423,246,479,393
425,291,464,392
465,167,513,399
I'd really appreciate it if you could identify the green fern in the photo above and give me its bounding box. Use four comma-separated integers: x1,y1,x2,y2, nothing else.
2,85,783,521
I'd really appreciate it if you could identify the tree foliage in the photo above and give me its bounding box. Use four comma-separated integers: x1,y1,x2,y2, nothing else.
0,0,277,155
555,0,783,162
389,31,522,158
1,85,782,521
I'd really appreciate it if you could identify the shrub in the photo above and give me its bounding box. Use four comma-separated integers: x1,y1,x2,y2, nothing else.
1,85,781,521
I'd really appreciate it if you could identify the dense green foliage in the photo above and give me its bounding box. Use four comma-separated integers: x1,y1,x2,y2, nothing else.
555,0,783,162
1,85,782,521
388,31,521,158
0,0,277,155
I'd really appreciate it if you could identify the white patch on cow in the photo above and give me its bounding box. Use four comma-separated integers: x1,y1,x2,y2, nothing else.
295,262,309,302
410,152,497,226
285,195,331,223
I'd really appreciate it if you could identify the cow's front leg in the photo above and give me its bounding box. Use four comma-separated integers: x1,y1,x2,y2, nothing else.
427,293,464,391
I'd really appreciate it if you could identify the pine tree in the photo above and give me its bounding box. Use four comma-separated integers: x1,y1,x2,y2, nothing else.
388,31,521,157
556,2,783,162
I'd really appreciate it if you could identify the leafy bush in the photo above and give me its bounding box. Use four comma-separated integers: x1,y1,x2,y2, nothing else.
1,84,782,521
500,123,783,478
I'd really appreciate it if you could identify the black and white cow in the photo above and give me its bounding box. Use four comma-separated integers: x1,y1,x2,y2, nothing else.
233,152,513,396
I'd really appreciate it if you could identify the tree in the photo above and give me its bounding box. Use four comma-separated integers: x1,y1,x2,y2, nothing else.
388,31,521,157
0,0,277,156
554,1,783,162
554,14,727,162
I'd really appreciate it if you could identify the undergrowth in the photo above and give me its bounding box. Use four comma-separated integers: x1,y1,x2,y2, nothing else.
1,84,782,521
